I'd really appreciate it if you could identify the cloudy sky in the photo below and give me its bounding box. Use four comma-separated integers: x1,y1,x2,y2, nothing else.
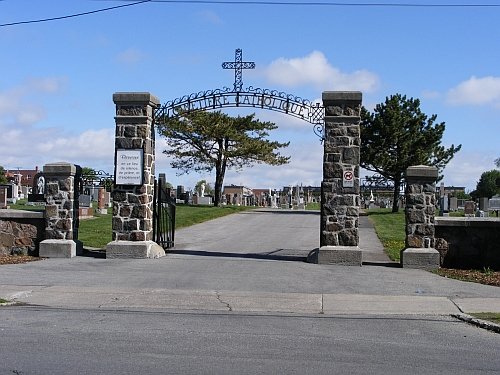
1,1,499,192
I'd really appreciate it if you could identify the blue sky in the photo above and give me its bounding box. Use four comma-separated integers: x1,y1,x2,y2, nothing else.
1,0,499,192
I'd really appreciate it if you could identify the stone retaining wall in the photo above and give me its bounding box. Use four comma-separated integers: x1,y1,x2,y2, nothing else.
435,217,500,270
0,210,45,256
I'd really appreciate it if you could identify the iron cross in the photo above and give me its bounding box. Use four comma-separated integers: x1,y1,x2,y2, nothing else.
222,49,255,92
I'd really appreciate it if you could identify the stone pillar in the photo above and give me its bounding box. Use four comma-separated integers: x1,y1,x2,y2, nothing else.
39,162,83,258
106,92,165,259
400,165,440,269
309,92,362,265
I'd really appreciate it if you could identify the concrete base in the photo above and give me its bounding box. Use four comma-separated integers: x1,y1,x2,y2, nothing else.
39,239,83,258
197,197,212,205
106,240,166,259
96,209,108,215
400,248,440,270
307,246,362,266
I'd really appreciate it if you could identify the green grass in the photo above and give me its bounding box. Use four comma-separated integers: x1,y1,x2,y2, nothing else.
0,298,9,304
175,204,255,229
305,202,320,210
6,198,45,211
469,312,500,324
363,208,406,262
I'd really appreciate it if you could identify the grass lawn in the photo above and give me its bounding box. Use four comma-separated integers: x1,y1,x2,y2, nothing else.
364,208,467,262
470,312,500,324
363,208,406,261
6,198,45,211
305,202,320,210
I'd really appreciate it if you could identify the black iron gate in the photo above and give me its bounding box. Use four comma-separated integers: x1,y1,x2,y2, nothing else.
152,175,175,249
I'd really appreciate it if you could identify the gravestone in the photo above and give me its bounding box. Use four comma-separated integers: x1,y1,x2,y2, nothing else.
476,197,489,217
489,195,500,217
104,192,111,207
79,194,91,208
96,187,107,214
449,196,458,212
464,201,475,217
439,195,449,217
0,187,8,209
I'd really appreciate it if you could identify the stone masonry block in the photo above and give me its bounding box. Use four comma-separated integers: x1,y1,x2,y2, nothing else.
400,248,440,270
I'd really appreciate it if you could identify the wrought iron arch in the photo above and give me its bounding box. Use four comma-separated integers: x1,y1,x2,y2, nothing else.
154,86,325,140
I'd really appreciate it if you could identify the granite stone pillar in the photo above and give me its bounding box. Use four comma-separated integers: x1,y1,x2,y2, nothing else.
308,92,362,265
401,165,440,269
39,162,83,258
106,92,165,259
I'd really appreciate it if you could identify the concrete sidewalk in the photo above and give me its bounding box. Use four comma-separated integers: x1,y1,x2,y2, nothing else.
1,209,500,317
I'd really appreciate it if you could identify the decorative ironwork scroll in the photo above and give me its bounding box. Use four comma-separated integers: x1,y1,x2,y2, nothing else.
155,86,325,139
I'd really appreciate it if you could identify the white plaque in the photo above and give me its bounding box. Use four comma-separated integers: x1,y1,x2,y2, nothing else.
343,168,354,188
115,149,143,185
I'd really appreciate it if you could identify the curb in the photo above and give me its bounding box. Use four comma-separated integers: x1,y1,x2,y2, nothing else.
452,313,500,334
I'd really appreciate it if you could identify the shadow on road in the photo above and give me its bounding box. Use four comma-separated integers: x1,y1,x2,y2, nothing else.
167,249,308,262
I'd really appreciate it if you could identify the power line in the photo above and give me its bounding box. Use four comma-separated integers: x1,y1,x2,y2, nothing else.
1,0,498,27
0,0,151,27
112,0,500,7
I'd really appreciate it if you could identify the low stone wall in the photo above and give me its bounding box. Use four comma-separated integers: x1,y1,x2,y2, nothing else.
435,217,500,270
0,210,45,256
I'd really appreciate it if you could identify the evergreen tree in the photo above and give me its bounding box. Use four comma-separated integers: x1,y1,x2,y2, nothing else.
157,111,289,206
361,94,461,212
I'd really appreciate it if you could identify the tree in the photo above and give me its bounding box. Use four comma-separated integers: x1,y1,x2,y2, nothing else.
157,110,290,206
81,167,96,183
361,94,461,212
495,158,500,168
470,170,500,200
0,166,8,185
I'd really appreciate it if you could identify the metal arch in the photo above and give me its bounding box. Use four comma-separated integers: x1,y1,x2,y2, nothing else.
154,86,325,140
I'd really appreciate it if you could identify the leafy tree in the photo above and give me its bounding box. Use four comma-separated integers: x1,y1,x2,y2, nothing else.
0,166,8,185
157,110,290,206
81,167,96,183
495,158,500,168
361,94,461,212
470,170,500,200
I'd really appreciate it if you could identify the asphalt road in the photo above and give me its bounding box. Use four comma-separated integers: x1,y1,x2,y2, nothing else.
1,209,500,374
1,307,499,375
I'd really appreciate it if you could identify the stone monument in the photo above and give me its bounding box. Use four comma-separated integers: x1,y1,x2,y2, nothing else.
39,162,83,258
400,165,440,270
308,92,362,266
106,92,165,259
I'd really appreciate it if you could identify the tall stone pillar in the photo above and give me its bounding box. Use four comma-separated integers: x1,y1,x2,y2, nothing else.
309,92,362,265
39,162,83,258
401,165,440,269
106,92,165,259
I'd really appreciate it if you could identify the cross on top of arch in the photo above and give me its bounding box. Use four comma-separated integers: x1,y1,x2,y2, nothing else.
222,49,255,92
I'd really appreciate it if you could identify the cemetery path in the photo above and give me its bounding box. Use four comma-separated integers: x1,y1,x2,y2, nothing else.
171,208,320,261
171,208,395,265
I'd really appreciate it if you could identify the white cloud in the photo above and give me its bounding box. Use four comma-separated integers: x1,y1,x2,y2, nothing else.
195,10,223,24
440,149,497,191
0,77,67,126
447,75,500,107
116,47,146,65
260,51,380,93
420,90,441,100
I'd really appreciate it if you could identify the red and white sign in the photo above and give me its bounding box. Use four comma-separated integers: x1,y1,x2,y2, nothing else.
343,168,354,187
